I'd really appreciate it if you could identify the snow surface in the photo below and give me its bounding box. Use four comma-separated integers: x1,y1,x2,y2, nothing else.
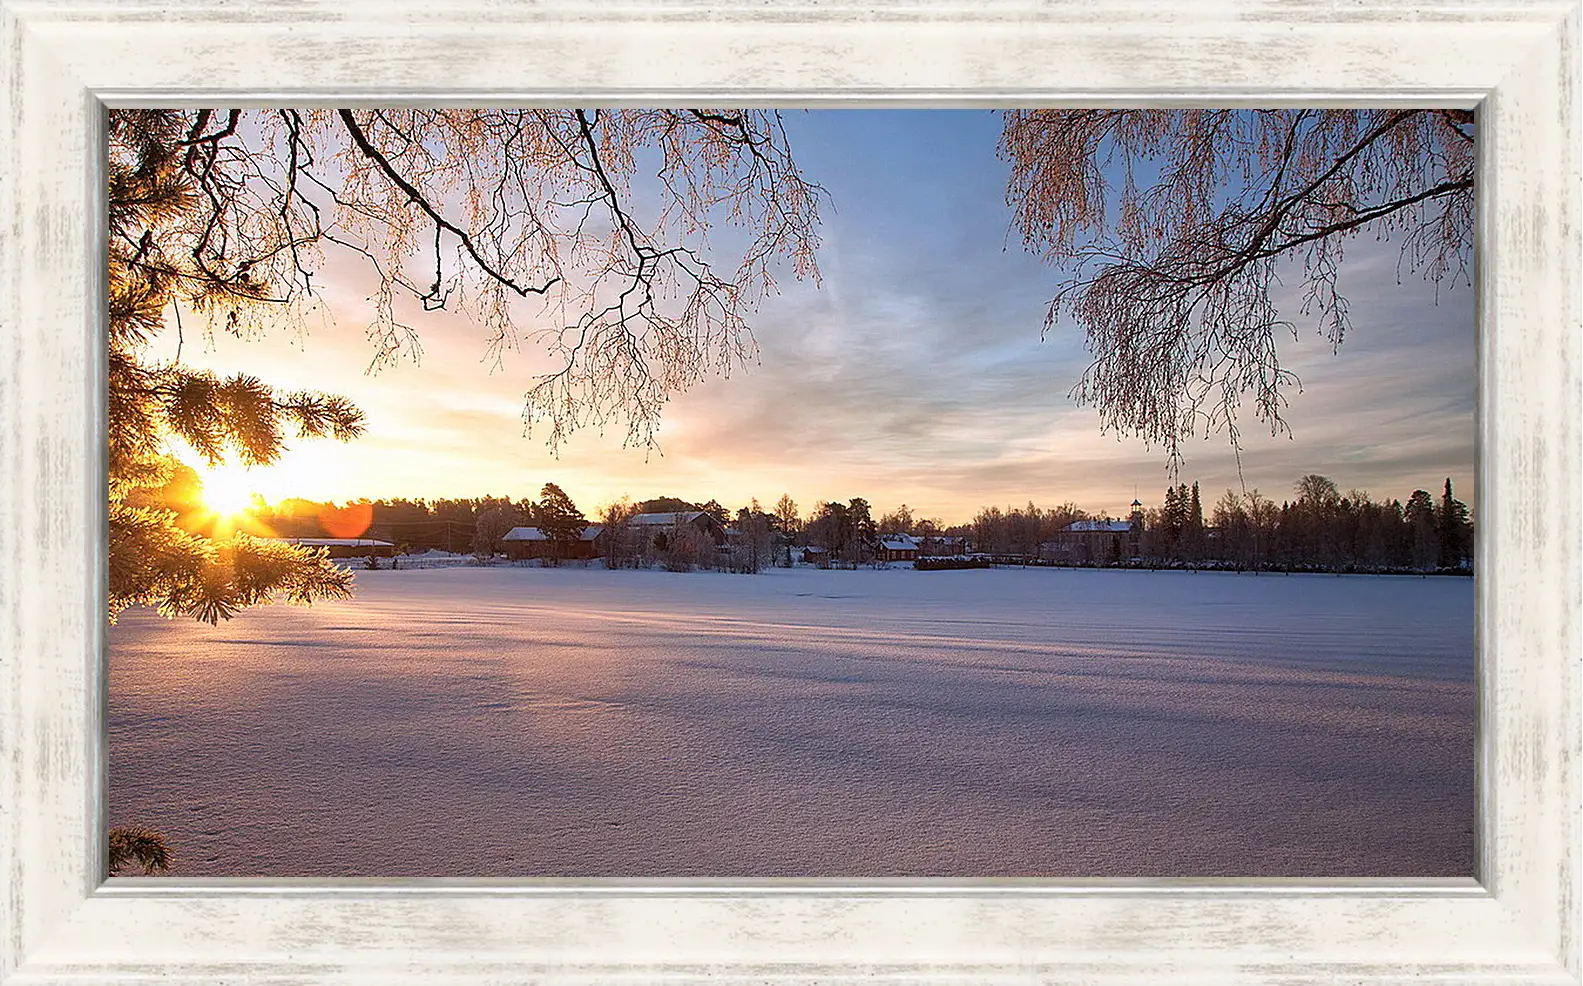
107,565,1474,877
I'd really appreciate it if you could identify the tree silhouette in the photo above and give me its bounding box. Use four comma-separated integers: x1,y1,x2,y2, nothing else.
878,503,915,536
847,498,876,565
536,483,588,564
1438,478,1472,568
699,499,731,526
1405,489,1441,571
599,498,641,570
774,494,800,536
808,500,852,561
731,502,775,574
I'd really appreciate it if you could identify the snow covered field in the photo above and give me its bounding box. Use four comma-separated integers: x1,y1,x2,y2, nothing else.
108,565,1474,877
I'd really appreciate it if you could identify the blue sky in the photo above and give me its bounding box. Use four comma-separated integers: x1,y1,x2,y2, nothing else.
163,110,1477,525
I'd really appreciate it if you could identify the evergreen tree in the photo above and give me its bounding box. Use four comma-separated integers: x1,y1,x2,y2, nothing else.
637,496,698,515
1405,489,1441,571
1160,485,1186,561
848,498,877,564
1184,481,1205,563
108,112,365,626
537,483,588,564
107,825,173,876
107,110,370,875
699,499,731,526
1438,478,1471,568
104,105,822,875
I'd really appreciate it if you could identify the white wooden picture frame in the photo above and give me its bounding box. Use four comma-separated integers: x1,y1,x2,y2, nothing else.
1,1,1577,983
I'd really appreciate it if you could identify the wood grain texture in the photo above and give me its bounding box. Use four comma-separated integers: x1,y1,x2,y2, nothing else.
1,1,1578,983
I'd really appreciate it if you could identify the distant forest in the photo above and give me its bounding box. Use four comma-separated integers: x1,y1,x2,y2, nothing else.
962,476,1473,575
150,463,1473,575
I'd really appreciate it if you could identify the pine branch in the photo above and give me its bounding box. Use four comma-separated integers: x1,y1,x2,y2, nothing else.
108,825,173,875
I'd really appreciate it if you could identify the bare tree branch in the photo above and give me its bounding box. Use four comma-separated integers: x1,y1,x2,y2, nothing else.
1000,108,1474,463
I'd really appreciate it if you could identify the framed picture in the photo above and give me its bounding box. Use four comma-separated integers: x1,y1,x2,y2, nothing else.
2,1,1577,984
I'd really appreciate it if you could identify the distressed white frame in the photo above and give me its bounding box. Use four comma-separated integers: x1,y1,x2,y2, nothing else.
1,1,1577,983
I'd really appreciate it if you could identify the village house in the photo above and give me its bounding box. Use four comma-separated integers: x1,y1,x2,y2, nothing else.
798,545,831,566
501,525,604,561
916,534,968,556
1039,501,1145,565
626,511,728,549
875,534,920,563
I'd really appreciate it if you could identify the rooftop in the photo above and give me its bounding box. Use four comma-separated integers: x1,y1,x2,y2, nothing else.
1066,520,1134,533
629,511,708,526
503,525,603,542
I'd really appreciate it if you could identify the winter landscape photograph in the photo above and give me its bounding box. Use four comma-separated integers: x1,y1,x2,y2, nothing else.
107,108,1475,878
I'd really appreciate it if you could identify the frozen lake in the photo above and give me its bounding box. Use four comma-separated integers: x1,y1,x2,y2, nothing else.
108,565,1475,877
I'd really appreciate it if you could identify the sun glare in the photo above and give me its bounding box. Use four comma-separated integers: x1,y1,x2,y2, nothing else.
200,462,259,519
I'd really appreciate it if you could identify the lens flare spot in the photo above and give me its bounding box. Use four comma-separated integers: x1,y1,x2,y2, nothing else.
319,501,373,539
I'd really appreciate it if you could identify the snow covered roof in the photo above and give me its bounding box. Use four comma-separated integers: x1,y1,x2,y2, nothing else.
1065,520,1133,533
629,511,707,526
879,534,919,550
277,537,393,547
502,525,602,541
503,526,548,541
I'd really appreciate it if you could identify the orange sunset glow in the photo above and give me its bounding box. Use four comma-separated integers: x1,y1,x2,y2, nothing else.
180,456,376,541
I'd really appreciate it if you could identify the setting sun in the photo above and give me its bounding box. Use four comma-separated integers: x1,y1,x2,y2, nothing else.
198,462,260,519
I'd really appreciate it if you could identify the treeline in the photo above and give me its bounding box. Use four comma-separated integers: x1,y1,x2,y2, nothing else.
245,483,589,559
163,457,1473,575
1194,476,1472,573
959,474,1473,574
965,501,1091,557
255,495,532,554
793,498,970,567
601,494,935,572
